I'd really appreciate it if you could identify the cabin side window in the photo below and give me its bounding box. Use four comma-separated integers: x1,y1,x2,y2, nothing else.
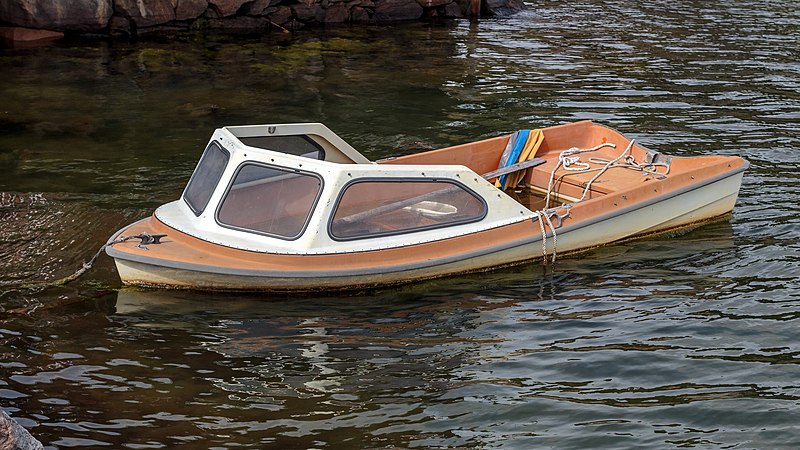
238,135,325,160
329,179,487,241
183,142,230,216
216,163,323,240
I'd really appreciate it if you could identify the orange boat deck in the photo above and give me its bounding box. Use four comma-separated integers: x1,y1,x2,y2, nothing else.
384,120,743,205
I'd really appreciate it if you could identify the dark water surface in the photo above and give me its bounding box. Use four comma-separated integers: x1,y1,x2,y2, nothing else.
1,0,799,448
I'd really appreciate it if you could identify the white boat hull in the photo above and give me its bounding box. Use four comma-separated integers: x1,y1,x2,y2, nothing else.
113,171,744,291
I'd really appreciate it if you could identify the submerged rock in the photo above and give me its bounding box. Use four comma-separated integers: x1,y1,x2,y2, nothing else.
176,0,209,20
374,0,424,21
113,0,175,27
208,0,251,17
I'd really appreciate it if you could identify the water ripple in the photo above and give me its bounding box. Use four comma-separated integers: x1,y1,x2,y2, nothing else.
1,0,799,447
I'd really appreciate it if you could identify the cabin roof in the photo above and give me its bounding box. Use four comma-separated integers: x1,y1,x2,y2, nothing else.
221,123,373,165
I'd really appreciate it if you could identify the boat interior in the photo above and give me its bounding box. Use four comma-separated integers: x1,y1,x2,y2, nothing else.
382,121,659,203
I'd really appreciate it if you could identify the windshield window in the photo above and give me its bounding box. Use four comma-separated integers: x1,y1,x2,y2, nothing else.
217,163,322,240
330,179,487,241
239,135,325,160
183,142,229,216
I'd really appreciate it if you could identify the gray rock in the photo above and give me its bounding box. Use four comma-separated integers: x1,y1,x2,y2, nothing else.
114,0,175,27
373,0,422,21
292,3,325,23
443,1,463,17
175,0,208,20
0,0,113,32
324,3,350,22
416,0,450,7
208,0,250,17
240,0,271,15
108,15,131,34
0,0,524,33
285,18,304,29
207,15,270,29
267,5,293,24
350,6,370,21
0,409,44,450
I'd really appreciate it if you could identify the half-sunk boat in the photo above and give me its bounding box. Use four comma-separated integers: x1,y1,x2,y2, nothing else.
106,121,748,291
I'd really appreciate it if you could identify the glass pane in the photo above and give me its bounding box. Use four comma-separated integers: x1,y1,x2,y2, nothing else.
330,180,486,240
183,142,229,216
239,135,324,160
217,164,322,239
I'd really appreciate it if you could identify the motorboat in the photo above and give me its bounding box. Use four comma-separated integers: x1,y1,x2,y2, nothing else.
105,121,748,291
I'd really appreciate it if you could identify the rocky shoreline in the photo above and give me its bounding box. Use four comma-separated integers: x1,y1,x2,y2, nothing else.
0,0,525,40
0,409,44,450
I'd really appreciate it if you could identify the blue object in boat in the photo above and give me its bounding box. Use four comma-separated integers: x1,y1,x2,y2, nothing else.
498,129,530,189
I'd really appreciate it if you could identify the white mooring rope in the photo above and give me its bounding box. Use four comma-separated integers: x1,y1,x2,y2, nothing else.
575,139,636,203
544,142,617,209
537,138,660,265
534,209,560,265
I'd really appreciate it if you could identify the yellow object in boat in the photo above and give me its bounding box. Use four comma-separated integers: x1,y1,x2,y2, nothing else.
505,128,544,189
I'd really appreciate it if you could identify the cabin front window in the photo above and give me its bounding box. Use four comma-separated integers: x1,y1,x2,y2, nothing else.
329,179,487,241
216,163,322,240
238,135,325,160
183,142,230,216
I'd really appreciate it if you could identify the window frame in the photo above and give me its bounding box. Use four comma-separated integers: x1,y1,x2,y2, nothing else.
183,141,231,217
213,161,325,241
328,177,488,242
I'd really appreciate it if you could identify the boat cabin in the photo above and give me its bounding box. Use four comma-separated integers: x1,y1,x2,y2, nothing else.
155,123,534,255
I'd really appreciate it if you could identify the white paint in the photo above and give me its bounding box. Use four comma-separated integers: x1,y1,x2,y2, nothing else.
155,123,535,255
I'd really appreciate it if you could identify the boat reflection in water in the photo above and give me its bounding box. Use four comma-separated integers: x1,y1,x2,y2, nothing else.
108,224,740,428
111,285,498,398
